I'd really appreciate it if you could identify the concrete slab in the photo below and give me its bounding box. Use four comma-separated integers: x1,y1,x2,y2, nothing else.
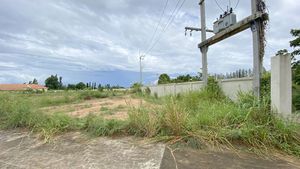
1,130,300,169
0,130,165,169
160,147,300,169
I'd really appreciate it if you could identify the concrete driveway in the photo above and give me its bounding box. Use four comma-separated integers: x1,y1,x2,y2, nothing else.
1,130,300,169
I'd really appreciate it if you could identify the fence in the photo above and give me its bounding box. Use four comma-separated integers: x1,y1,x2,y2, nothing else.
142,77,253,101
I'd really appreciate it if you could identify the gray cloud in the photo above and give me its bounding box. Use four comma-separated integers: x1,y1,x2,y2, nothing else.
0,0,299,85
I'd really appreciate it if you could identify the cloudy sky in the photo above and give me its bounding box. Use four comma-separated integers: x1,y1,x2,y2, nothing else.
0,0,299,87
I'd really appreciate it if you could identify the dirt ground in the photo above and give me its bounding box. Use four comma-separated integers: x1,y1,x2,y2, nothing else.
41,95,147,120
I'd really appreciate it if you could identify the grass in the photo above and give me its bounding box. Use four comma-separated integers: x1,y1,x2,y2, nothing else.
1,82,300,157
127,78,300,157
0,90,125,140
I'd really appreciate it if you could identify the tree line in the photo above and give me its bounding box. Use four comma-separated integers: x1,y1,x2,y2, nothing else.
158,68,254,85
27,74,124,91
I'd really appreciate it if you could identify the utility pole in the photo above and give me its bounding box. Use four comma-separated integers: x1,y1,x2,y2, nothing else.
185,0,212,85
139,54,145,85
251,0,263,97
190,0,268,98
200,0,208,85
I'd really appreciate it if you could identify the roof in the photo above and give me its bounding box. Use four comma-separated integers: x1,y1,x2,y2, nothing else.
0,84,48,91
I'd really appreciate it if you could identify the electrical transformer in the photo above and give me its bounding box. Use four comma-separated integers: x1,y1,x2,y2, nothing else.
213,12,237,34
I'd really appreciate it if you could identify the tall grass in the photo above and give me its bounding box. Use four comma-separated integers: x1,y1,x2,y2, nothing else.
0,90,124,141
127,77,300,156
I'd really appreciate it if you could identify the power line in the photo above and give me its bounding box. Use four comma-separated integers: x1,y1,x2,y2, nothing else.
144,0,182,55
143,0,169,55
234,0,240,9
214,0,225,12
145,0,187,55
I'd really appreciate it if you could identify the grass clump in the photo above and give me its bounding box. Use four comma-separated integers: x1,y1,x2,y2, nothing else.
128,107,161,137
83,114,127,136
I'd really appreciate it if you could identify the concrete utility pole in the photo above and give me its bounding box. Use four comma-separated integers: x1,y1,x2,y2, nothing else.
139,54,145,85
200,0,208,85
251,0,263,97
193,0,268,98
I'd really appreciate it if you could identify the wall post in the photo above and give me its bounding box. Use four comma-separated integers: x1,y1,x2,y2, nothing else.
271,54,292,116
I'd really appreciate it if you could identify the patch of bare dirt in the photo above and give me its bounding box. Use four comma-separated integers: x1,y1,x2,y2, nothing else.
41,95,148,120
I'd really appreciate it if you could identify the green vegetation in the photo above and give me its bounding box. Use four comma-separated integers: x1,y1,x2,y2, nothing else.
45,74,63,90
130,83,142,93
128,77,300,156
0,90,126,140
1,78,300,157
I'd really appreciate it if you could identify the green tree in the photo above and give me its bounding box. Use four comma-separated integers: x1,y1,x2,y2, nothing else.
67,84,76,90
276,49,289,56
32,78,38,84
76,82,86,90
290,29,300,59
158,74,171,84
290,29,300,84
45,75,62,90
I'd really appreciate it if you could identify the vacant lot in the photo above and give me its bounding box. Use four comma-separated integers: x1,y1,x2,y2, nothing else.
1,84,300,162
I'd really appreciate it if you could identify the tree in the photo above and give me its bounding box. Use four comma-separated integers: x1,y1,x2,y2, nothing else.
290,29,300,58
45,75,62,90
276,49,289,56
76,82,86,90
158,74,171,84
289,29,300,84
32,78,38,84
67,84,76,90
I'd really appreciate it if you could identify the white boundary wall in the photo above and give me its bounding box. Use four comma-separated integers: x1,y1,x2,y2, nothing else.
143,78,253,101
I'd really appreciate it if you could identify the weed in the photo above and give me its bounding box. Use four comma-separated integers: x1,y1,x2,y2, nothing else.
127,107,161,137
83,114,126,136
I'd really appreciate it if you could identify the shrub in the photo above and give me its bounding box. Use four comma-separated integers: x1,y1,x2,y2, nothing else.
130,83,142,93
161,97,189,136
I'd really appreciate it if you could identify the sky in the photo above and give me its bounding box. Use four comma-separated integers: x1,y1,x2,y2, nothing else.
0,0,299,87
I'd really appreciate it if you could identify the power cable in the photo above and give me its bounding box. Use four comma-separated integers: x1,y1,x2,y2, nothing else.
144,0,182,55
234,0,240,9
145,0,187,55
214,0,225,12
143,0,169,55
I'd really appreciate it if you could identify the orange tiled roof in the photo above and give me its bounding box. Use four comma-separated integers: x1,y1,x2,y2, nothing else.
0,84,48,91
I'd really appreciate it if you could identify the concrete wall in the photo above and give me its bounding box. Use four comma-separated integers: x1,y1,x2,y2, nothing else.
220,78,253,100
143,78,253,100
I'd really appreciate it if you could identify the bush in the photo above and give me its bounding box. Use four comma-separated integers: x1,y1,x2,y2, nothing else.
261,72,271,98
131,83,142,93
161,98,189,136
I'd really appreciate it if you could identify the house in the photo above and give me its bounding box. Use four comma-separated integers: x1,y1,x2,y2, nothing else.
0,84,48,92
